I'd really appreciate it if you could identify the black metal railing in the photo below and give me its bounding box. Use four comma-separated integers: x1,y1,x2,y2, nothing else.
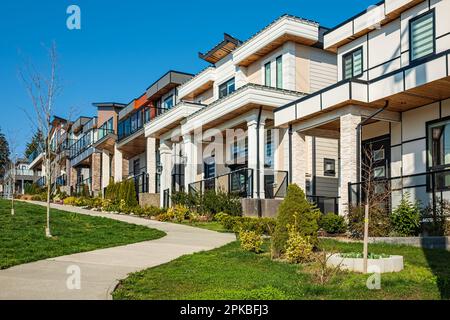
127,172,149,196
36,176,47,187
75,176,92,196
188,168,254,198
55,174,67,187
349,168,450,217
163,188,170,208
264,170,288,199
307,195,339,214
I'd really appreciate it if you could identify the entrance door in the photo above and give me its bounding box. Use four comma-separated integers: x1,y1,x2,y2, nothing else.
361,134,391,204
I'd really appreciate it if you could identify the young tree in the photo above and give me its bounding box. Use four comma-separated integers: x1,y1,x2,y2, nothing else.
5,130,19,215
19,42,61,238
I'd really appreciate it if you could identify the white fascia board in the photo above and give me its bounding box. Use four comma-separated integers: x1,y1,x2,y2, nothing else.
233,17,318,66
144,102,203,137
177,67,216,100
28,152,44,170
182,86,303,133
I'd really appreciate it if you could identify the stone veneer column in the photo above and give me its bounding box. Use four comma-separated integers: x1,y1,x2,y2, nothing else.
339,114,361,216
291,131,307,191
146,137,156,194
247,117,266,199
92,152,102,195
159,140,173,207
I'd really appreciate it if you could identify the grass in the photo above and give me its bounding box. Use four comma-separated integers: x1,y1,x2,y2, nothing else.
113,239,450,300
0,199,166,269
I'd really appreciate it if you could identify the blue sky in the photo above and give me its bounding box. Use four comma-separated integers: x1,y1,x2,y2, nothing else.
0,0,375,155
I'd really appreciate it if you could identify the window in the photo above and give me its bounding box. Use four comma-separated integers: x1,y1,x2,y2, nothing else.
264,62,271,86
343,47,363,80
373,149,385,162
324,158,336,176
276,56,283,89
428,119,450,168
265,129,273,168
204,157,216,179
164,95,174,109
410,11,435,61
219,78,235,99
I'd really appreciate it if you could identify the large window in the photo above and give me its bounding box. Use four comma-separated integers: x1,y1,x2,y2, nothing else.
428,119,450,169
164,95,174,110
343,47,363,80
410,11,435,61
264,62,271,86
219,78,235,99
324,158,336,177
276,56,283,89
265,129,273,168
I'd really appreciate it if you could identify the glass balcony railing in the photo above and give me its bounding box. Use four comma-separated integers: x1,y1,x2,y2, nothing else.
118,108,151,141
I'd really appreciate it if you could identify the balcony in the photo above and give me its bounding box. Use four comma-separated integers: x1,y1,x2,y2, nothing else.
177,67,216,101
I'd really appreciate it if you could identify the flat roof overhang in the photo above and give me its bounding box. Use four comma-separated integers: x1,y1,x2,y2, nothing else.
233,15,319,67
275,50,450,128
183,84,305,134
145,102,204,138
145,71,193,101
28,153,44,170
178,67,216,101
116,128,146,159
93,133,117,154
199,33,242,64
323,0,425,52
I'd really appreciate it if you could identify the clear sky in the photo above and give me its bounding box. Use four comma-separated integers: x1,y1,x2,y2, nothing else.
0,0,376,155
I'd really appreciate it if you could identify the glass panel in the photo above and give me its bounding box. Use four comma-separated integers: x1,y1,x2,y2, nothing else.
276,56,283,89
264,62,271,86
353,49,362,76
373,149,385,161
411,13,434,61
374,166,386,178
344,55,353,79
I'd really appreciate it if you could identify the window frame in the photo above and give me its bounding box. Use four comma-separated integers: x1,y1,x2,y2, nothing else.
409,10,436,63
218,77,236,99
264,62,271,87
323,158,336,177
342,46,363,80
163,95,174,110
276,55,283,89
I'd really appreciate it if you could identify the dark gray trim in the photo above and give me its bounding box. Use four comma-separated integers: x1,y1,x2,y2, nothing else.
409,9,436,64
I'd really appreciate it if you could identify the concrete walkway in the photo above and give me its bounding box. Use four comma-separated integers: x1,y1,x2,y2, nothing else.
0,201,236,300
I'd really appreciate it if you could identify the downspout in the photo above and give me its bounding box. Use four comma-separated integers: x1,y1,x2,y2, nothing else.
256,107,263,217
288,125,293,184
355,100,389,183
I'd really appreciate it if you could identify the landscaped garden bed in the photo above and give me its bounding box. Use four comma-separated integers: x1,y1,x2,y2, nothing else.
327,252,404,273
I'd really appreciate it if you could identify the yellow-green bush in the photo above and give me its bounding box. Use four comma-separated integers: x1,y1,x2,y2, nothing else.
239,230,263,253
284,224,314,264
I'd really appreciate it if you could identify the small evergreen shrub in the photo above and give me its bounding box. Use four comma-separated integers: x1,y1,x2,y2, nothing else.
319,213,347,234
347,204,391,238
239,230,263,253
284,224,313,264
271,184,320,258
391,193,421,236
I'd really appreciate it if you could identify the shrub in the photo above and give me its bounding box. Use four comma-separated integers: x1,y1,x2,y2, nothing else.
284,224,314,264
347,204,391,239
421,199,450,236
319,213,347,234
391,194,421,236
239,230,263,253
63,196,77,206
271,184,320,258
160,205,190,222
142,205,166,217
24,182,44,195
215,213,276,235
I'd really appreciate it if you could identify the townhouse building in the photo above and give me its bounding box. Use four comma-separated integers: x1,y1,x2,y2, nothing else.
146,15,340,214
2,158,38,196
274,0,450,215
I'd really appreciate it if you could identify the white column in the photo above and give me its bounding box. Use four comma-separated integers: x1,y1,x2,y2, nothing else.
274,127,287,171
183,133,199,191
291,131,307,191
283,41,296,91
247,117,266,199
146,137,156,194
339,114,361,216
101,150,110,190
159,140,173,207
113,144,123,182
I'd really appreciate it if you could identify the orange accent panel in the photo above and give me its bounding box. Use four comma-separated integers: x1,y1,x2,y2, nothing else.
135,94,149,109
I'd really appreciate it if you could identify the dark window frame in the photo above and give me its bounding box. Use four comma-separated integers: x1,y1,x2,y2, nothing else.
218,77,236,99
264,62,271,86
323,158,336,177
276,55,283,89
409,9,436,63
342,46,363,80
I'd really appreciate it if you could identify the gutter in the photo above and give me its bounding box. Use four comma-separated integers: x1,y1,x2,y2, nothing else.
256,107,263,217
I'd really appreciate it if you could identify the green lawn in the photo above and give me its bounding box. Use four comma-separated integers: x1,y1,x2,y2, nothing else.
0,199,166,269
113,239,450,300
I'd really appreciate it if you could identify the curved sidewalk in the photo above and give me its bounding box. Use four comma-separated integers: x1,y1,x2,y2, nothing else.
0,201,236,300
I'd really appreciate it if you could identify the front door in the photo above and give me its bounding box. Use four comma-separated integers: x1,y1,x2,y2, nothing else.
361,134,391,203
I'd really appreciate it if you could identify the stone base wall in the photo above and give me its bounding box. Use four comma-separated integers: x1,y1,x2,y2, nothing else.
369,237,450,250
241,198,283,218
139,193,160,207
92,153,102,194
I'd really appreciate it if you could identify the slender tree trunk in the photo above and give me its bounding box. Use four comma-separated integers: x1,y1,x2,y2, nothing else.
363,203,369,273
45,155,52,238
11,162,15,215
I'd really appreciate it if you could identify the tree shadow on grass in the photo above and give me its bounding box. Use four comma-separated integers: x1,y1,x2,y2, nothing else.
420,238,450,299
